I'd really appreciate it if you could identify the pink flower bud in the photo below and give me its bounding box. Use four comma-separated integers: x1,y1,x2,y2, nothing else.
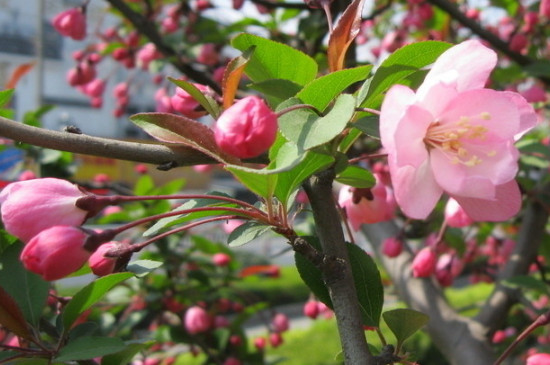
540,0,550,18
527,353,550,365
382,237,403,258
229,335,242,347
134,164,149,174
184,306,211,334
197,43,219,66
214,96,278,159
444,198,474,228
67,62,96,86
0,178,89,242
89,241,129,277
136,43,161,70
212,253,231,267
83,79,106,98
52,8,86,40
214,315,230,328
254,337,266,350
18,170,36,181
170,83,212,119
271,313,289,333
412,247,437,278
303,300,320,319
20,226,91,281
269,332,283,347
510,33,528,53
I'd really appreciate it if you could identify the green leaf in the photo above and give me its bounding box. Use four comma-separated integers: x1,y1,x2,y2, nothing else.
348,243,383,327
101,341,153,365
493,0,520,15
523,61,550,78
228,221,272,247
127,260,163,278
0,89,14,108
295,238,384,327
294,236,332,307
273,150,334,207
336,165,375,188
231,33,318,86
298,65,372,110
129,112,239,164
383,308,429,346
358,41,452,108
168,77,221,118
278,94,356,150
62,272,133,329
225,165,278,199
0,285,33,340
133,175,155,196
54,336,126,362
503,275,549,295
353,115,380,138
249,79,303,105
0,244,49,326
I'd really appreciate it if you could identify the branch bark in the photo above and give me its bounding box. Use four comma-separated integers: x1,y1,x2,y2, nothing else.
361,221,496,365
0,116,215,168
304,170,375,364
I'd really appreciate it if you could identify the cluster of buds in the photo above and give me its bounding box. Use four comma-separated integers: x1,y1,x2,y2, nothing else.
0,178,125,280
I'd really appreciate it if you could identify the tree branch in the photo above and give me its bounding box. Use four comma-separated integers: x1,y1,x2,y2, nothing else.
361,221,496,365
304,169,375,364
104,0,222,94
0,116,215,168
475,184,550,332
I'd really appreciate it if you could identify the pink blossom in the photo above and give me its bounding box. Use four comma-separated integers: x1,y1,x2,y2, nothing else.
20,226,91,281
214,96,278,159
338,174,396,231
223,357,241,365
222,219,244,234
527,353,550,365
271,313,290,333
412,247,437,278
184,306,211,334
171,83,212,119
52,8,86,40
89,241,129,277
0,178,89,242
444,198,474,228
212,253,231,267
269,332,284,347
380,40,537,222
521,85,547,103
197,43,219,66
303,300,320,319
540,0,550,18
67,62,96,86
136,43,161,70
254,337,266,350
18,170,36,181
83,79,106,98
382,237,403,258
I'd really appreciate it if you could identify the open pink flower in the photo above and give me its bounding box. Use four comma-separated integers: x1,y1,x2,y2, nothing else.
527,353,550,365
380,40,537,221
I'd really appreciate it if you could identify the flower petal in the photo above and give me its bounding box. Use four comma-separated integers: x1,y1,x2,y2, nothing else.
453,180,522,221
394,104,433,168
418,40,497,96
502,91,538,140
380,85,416,153
391,160,442,219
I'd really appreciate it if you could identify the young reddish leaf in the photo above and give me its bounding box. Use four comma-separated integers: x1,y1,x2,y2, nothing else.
222,46,254,109
0,286,32,340
129,112,240,164
239,265,280,278
327,0,366,72
5,62,35,89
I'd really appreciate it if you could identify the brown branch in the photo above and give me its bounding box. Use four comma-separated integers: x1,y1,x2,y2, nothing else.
304,169,376,364
475,184,550,333
0,116,215,168
104,0,222,94
361,221,496,365
426,0,550,85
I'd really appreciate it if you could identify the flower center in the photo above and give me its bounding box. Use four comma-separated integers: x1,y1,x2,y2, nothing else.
424,112,495,167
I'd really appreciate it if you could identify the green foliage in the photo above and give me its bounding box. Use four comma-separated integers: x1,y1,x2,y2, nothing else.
382,308,429,349
231,33,318,86
168,77,221,118
0,243,49,327
0,89,14,108
62,272,133,329
54,336,126,362
228,221,273,247
335,165,375,188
